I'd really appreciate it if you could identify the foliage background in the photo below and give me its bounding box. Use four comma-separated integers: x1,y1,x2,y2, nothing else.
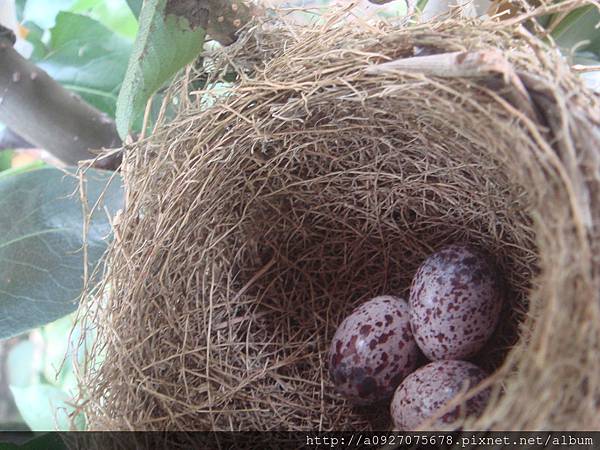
0,0,134,431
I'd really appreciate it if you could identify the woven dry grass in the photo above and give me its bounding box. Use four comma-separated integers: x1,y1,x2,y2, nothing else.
78,8,600,431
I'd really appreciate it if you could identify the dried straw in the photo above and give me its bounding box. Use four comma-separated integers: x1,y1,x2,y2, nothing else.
78,10,600,431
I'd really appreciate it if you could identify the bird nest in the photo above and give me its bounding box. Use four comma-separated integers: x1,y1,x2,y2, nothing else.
78,11,600,432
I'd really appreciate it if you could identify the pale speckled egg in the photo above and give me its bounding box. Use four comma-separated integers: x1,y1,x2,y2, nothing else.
329,295,421,405
390,360,490,430
409,245,502,360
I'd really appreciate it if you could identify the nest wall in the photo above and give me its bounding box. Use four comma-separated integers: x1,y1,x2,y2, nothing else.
80,14,600,431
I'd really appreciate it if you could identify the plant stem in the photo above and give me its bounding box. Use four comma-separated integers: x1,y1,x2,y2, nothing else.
0,37,122,170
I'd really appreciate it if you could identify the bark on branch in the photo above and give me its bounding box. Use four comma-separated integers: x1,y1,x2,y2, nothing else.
0,1,261,170
0,36,122,170
0,127,33,150
204,0,260,45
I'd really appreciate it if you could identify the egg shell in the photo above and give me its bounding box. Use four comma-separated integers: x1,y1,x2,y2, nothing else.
329,295,420,405
409,244,502,360
390,360,490,431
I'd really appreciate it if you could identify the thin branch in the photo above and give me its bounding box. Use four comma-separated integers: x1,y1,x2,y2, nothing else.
0,127,33,150
572,64,600,72
0,35,122,170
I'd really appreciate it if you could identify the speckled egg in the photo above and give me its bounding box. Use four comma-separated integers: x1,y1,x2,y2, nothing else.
409,245,502,360
390,360,490,430
329,295,421,405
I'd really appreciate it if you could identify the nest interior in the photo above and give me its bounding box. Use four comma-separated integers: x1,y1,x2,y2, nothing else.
80,13,600,431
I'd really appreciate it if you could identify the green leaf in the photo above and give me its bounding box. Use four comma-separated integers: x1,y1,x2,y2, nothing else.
551,5,600,57
0,168,123,339
70,0,102,8
0,161,47,180
70,0,139,40
22,21,48,63
116,0,206,138
37,12,132,117
0,151,12,171
127,0,143,18
59,370,79,396
10,384,84,431
7,340,39,387
415,0,429,14
41,315,77,386
22,0,77,29
40,313,91,391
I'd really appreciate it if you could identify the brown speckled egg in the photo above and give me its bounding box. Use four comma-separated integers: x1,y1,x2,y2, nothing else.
390,360,490,430
329,295,420,405
409,245,502,360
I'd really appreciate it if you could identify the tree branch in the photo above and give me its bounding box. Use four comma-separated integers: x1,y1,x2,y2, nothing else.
204,0,261,45
0,0,261,171
0,127,33,150
0,35,122,170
